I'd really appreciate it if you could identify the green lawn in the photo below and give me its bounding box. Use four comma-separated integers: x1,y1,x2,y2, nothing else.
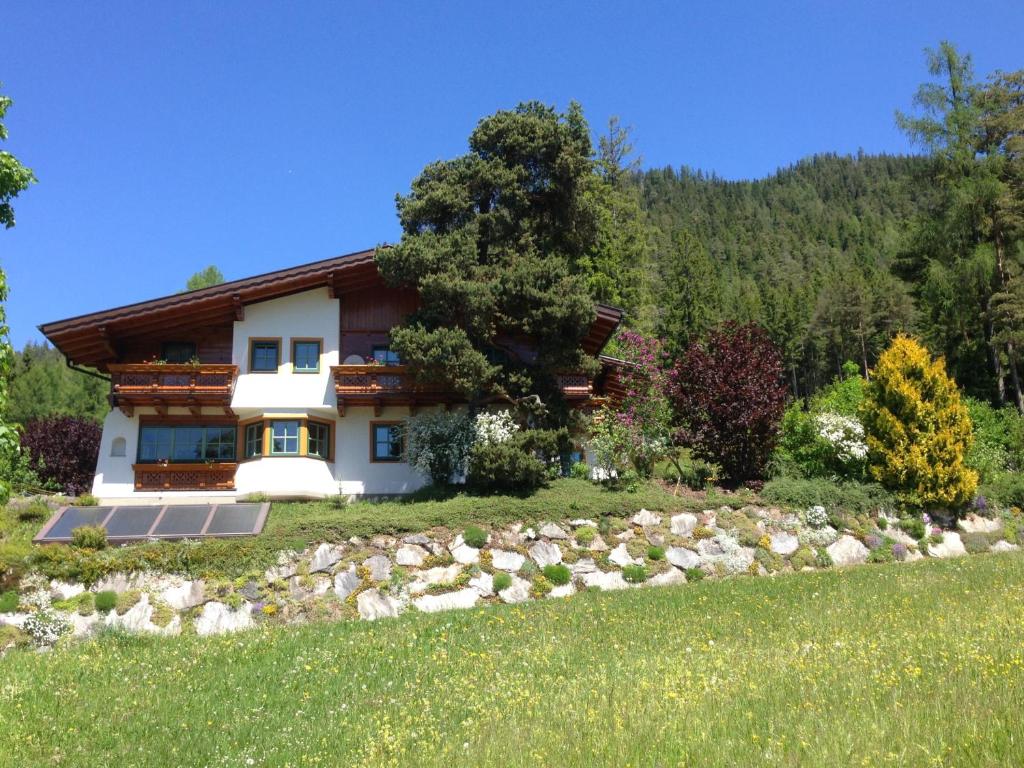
3,553,1023,766
7,479,707,584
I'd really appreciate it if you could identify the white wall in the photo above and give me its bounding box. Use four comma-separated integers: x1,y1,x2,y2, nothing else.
230,287,339,413
335,406,428,496
235,455,339,498
92,409,139,498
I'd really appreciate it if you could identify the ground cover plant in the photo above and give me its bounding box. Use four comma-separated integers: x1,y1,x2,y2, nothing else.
2,553,1023,766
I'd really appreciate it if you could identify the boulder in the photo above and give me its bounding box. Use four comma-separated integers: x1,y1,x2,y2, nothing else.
549,583,576,599
333,565,361,601
649,568,687,587
263,564,297,584
491,549,526,572
609,543,639,568
395,544,429,568
569,558,599,575
357,589,401,621
631,509,662,527
645,529,666,547
670,513,698,537
408,565,463,594
588,534,610,552
539,523,569,540
498,576,532,604
94,573,134,594
49,580,85,601
770,532,799,556
161,579,205,611
469,572,494,597
569,518,597,528
991,540,1020,553
362,554,393,582
958,514,1002,535
579,570,628,591
308,543,343,574
529,541,562,567
666,547,701,570
928,531,967,559
413,588,480,613
194,601,254,636
615,529,635,542
449,535,481,565
827,535,870,566
402,533,432,546
370,535,397,550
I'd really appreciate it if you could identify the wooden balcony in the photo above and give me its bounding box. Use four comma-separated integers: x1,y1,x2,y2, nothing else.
109,363,238,417
331,364,595,415
132,462,238,491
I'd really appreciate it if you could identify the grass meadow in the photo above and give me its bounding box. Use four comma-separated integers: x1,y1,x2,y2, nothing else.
2,552,1023,766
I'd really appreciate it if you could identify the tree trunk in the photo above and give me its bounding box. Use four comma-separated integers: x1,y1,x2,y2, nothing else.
1007,342,1024,412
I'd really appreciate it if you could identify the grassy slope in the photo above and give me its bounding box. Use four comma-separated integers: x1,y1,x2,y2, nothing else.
3,553,1024,767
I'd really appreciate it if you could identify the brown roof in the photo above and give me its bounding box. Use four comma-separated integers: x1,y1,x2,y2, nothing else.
41,247,622,367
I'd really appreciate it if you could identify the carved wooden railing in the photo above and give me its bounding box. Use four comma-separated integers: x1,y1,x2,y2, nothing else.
555,372,593,399
330,365,445,396
132,462,238,491
108,364,238,415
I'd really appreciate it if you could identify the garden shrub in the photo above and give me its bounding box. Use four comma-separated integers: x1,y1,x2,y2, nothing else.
692,526,714,540
861,335,977,510
22,608,70,646
569,461,590,480
17,500,51,522
0,590,18,613
789,547,816,570
647,545,665,561
467,441,546,495
867,541,896,564
674,323,787,484
898,516,926,541
574,526,597,545
754,547,783,573
492,572,512,592
115,590,141,615
529,575,553,599
962,531,994,554
684,567,705,581
75,591,95,616
76,493,98,507
406,410,474,485
70,524,107,550
981,471,1024,509
93,590,117,613
622,564,648,583
542,564,571,585
761,476,896,516
20,416,102,496
0,623,29,651
462,525,488,549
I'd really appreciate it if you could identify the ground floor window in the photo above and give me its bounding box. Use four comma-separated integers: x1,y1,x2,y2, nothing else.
243,422,263,459
138,424,237,463
371,422,404,462
270,420,300,455
307,420,331,460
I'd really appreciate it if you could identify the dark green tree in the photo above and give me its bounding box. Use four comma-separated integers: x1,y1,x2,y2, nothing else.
7,343,109,424
185,265,225,291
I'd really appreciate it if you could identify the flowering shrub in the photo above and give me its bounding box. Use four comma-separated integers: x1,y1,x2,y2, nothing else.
803,505,829,529
22,608,70,647
815,413,868,464
405,411,474,486
474,411,518,446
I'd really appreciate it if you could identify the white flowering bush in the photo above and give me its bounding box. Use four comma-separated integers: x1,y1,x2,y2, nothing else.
473,411,519,446
406,411,474,486
815,412,868,465
22,608,70,647
803,504,829,529
798,525,839,548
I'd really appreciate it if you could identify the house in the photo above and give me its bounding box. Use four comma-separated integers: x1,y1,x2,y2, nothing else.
40,248,623,502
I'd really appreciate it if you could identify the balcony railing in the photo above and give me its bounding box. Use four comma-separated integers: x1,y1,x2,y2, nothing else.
330,364,594,415
132,462,238,491
108,363,238,416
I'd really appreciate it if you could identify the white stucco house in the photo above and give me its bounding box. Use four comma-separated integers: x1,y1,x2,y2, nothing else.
39,248,623,504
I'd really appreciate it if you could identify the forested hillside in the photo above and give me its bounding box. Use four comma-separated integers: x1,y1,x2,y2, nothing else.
630,153,930,396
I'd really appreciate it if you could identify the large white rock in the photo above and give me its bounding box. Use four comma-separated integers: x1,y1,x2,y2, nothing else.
570,558,599,575
649,568,687,587
413,588,480,613
991,540,1020,553
161,579,205,611
529,541,562,567
49,580,85,601
357,589,402,621
632,509,662,527
928,531,967,559
68,612,103,637
449,535,481,565
94,573,135,594
827,535,870,566
395,544,429,567
490,549,526,572
499,576,532,604
770,532,799,556
666,547,701,570
958,514,1002,534
539,523,569,540
469,572,494,597
362,554,393,582
670,512,699,537
403,533,432,546
588,534,610,552
333,565,361,601
408,565,463,594
194,601,254,636
549,583,576,599
580,570,629,591
569,518,597,528
308,543,343,574
609,543,639,567
264,564,297,583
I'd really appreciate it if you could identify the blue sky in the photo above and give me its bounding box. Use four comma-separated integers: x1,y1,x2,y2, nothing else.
3,1,1023,349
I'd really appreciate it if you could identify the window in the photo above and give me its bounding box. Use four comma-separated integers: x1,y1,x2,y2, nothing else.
270,420,300,455
372,345,401,366
137,425,237,463
307,421,331,460
292,339,321,373
161,341,197,364
243,422,263,459
371,423,404,462
250,339,280,372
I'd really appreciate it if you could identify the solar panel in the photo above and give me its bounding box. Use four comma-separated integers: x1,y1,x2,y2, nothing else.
34,502,270,544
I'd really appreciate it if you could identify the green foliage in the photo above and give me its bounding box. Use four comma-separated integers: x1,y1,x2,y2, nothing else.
115,590,141,616
76,493,98,507
0,85,36,229
16,500,50,522
622,564,648,583
462,525,488,549
542,564,571,586
574,526,596,545
962,531,995,555
0,590,18,612
467,441,546,495
684,567,705,582
898,517,926,541
861,335,978,509
965,398,1024,482
647,545,665,561
0,623,28,650
7,343,109,426
761,477,896,516
789,547,817,570
93,591,117,613
184,265,224,291
70,525,107,550
405,411,473,486
492,572,512,592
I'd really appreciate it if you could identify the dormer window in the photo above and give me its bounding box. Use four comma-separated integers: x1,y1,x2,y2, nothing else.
161,341,196,364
